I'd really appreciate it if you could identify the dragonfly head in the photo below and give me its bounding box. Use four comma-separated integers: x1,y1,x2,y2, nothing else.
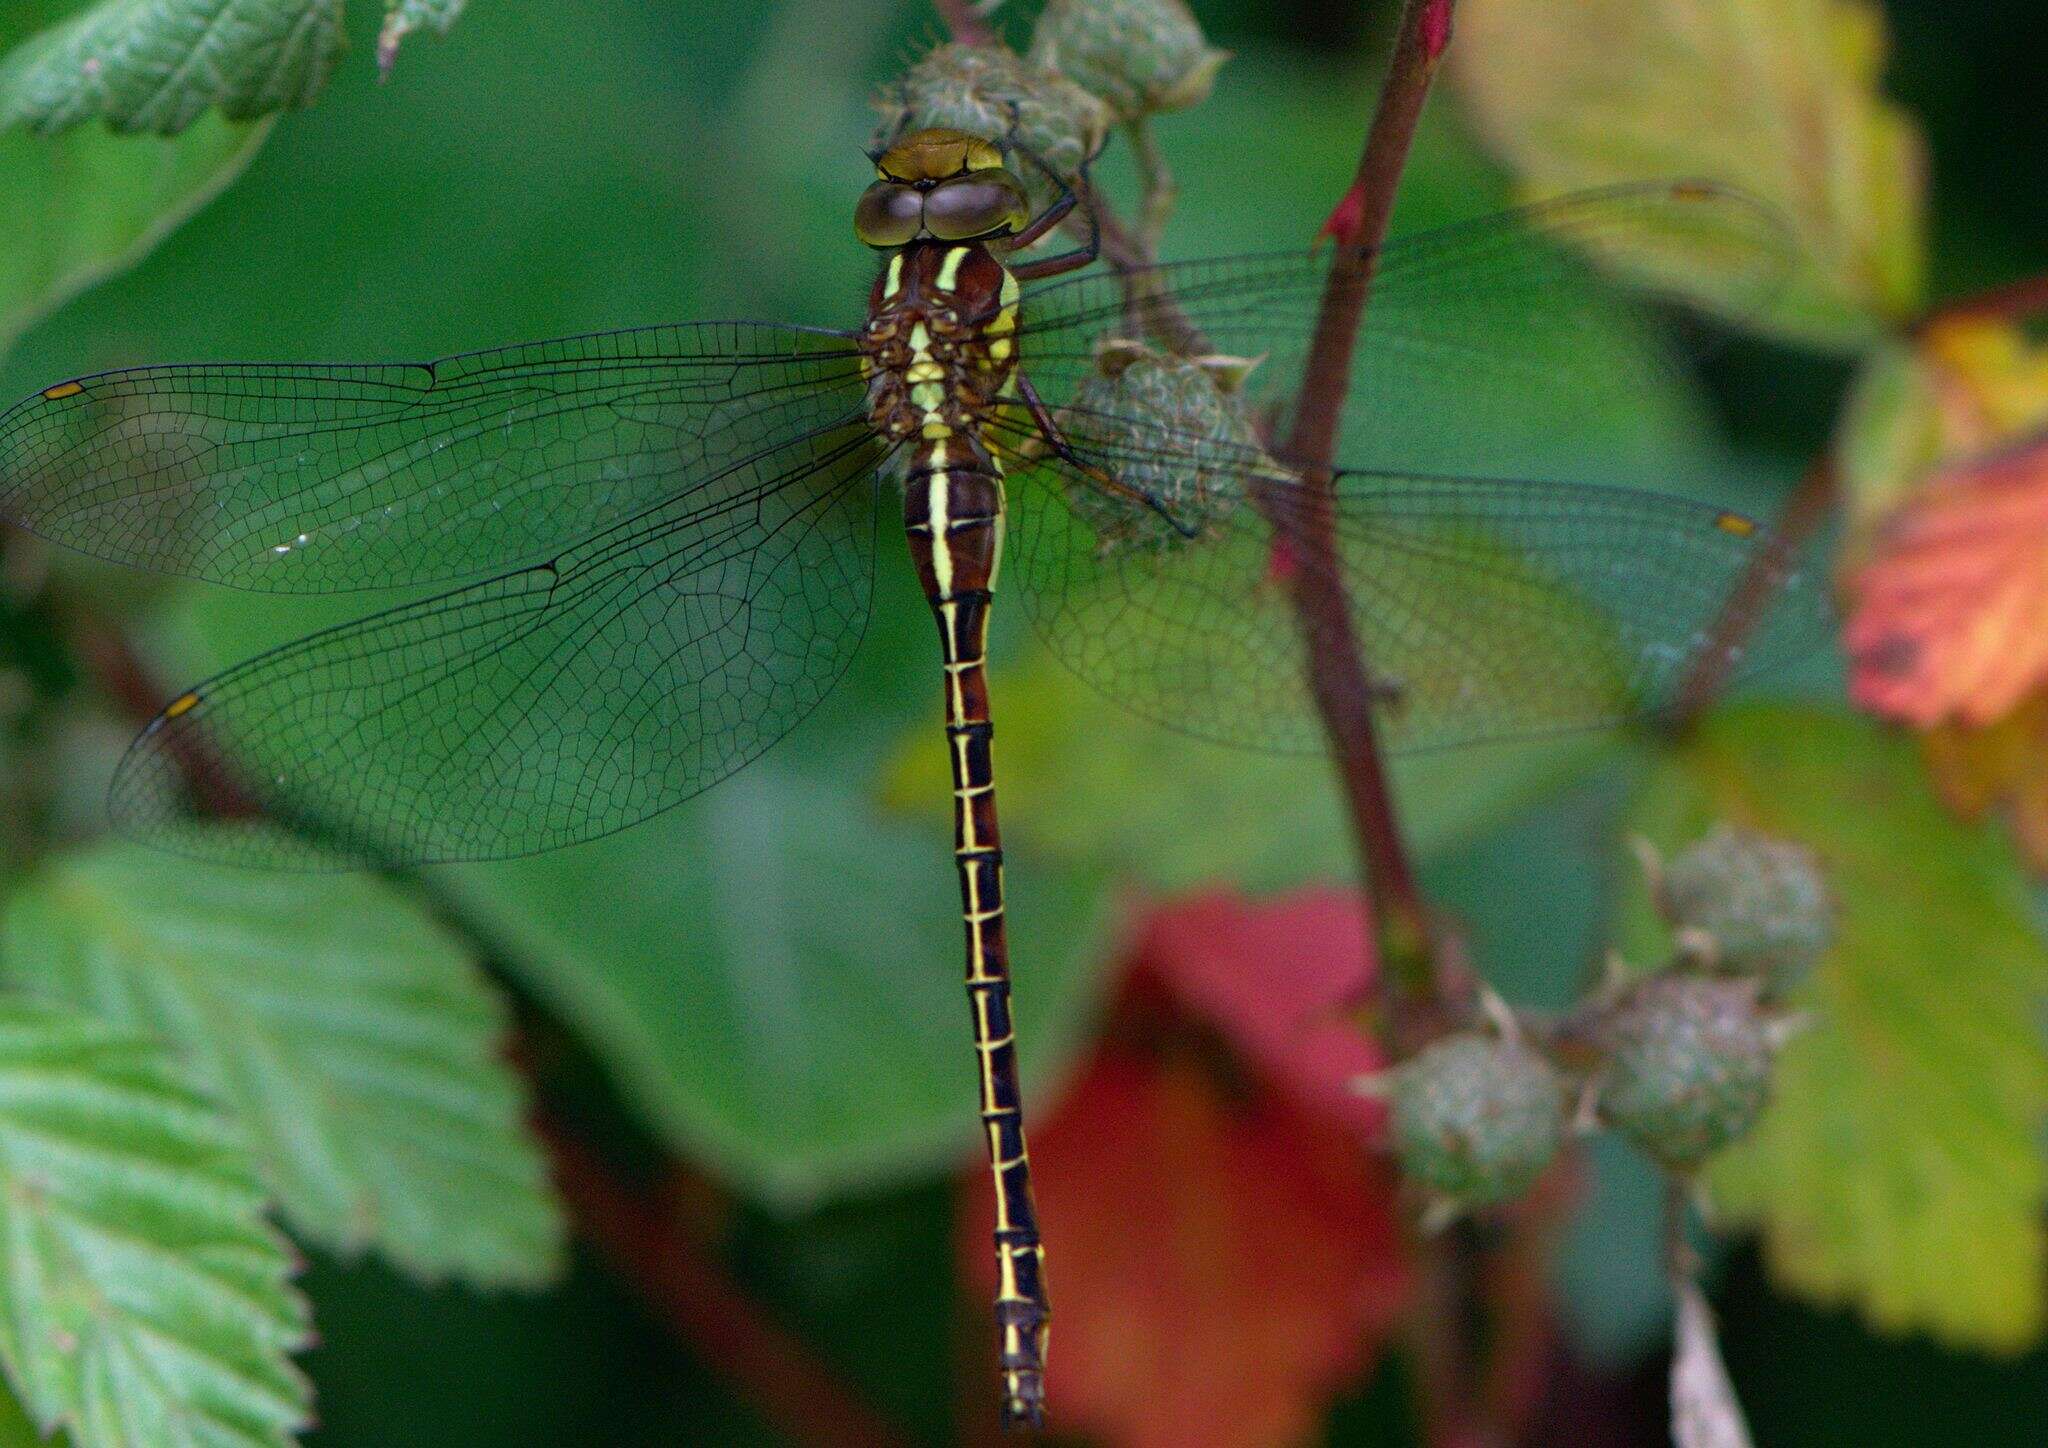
856,127,1030,249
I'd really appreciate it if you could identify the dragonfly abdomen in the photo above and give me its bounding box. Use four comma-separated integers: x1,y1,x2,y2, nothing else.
869,240,1049,1427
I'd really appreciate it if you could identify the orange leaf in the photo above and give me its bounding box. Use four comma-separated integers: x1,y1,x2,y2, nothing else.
1845,437,2048,726
1922,692,2048,875
962,1050,1410,1448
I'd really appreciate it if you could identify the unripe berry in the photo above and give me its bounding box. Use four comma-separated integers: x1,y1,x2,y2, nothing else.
1384,1032,1563,1207
1030,0,1230,119
1658,826,1833,994
1060,341,1260,550
1596,973,1774,1170
876,44,1109,216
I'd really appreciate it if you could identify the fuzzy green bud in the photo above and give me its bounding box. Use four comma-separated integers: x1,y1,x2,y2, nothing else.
876,43,1109,216
1030,0,1230,118
1597,973,1775,1170
1660,825,1833,994
1385,1032,1564,1207
1056,339,1259,552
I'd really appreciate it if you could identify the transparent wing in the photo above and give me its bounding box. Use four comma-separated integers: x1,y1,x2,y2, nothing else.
113,424,886,866
985,183,1820,751
995,438,1828,753
0,321,867,592
1014,181,1794,484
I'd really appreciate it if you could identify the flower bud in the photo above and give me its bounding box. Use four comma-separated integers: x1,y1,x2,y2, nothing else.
1056,339,1260,551
1659,825,1834,994
1380,1032,1564,1207
876,43,1109,216
1596,972,1775,1170
1030,0,1230,118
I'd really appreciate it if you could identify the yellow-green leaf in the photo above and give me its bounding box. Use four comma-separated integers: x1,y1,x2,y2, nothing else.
1624,704,2048,1352
1451,0,1927,348
1834,338,1944,528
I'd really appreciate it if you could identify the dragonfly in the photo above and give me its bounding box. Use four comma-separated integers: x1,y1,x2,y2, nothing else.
0,126,1821,1428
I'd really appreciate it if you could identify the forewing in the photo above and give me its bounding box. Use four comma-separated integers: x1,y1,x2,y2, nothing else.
0,322,867,591
113,424,886,866
1015,181,1793,483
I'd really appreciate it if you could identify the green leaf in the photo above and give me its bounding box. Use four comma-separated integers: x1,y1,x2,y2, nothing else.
429,761,1115,1209
880,637,1612,893
1623,704,2048,1352
0,844,563,1288
1451,0,1927,348
0,1372,63,1447
0,995,309,1448
377,0,467,78
0,0,286,357
0,1388,46,1447
0,110,270,356
0,0,348,136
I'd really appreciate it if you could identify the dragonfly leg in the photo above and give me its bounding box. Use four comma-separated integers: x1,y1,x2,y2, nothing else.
1005,133,1100,282
1014,371,1198,538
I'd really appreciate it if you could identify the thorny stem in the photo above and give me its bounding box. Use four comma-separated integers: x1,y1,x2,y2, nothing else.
1126,117,1178,254
1664,455,1836,734
1277,0,1457,1046
933,0,997,48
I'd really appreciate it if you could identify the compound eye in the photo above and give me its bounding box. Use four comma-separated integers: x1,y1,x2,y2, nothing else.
854,181,923,247
923,172,1030,241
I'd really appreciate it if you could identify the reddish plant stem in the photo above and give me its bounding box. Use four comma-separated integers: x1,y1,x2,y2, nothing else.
1480,1205,1563,1436
68,611,260,820
933,0,997,47
1914,268,2048,334
1277,0,1457,1046
535,1110,913,1448
1404,1227,1494,1448
1665,455,1836,733
1271,13,1559,1448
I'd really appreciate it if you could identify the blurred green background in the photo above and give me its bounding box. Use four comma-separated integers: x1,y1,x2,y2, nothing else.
1,1,2044,1445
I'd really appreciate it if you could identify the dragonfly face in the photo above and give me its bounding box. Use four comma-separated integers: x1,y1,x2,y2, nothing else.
855,126,1031,247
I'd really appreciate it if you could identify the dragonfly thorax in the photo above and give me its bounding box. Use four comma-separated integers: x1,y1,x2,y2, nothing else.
862,241,1021,451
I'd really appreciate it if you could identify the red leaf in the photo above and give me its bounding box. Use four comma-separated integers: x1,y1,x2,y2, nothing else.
1845,436,2048,727
1129,890,1385,1141
962,1050,1410,1448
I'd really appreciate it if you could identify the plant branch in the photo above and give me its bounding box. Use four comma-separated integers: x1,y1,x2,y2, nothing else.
1664,454,1836,733
535,1109,913,1448
1276,0,1457,1044
933,0,997,47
